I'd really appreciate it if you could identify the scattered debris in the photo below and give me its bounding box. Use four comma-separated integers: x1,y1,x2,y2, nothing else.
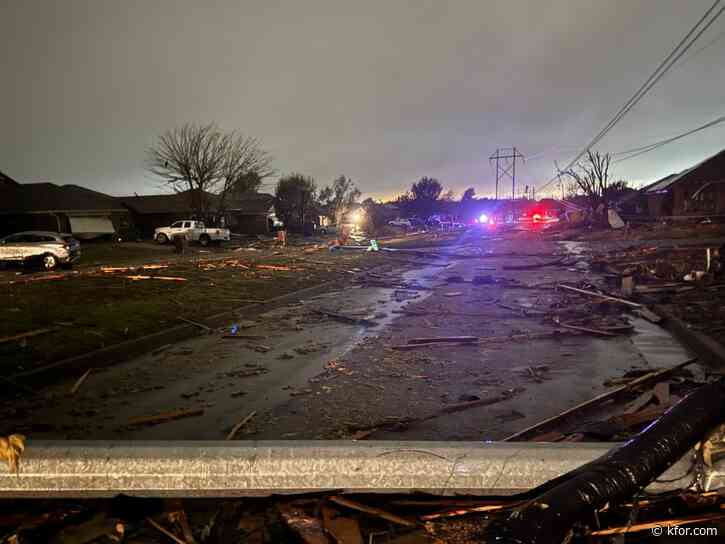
69,368,92,395
504,358,698,441
128,408,204,427
226,411,257,440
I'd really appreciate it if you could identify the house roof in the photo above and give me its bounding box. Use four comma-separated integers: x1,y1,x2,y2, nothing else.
641,147,725,194
225,192,275,214
641,173,683,194
0,170,19,186
120,190,274,215
120,192,207,214
0,182,126,214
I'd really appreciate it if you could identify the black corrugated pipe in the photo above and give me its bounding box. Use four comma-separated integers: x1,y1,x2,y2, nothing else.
484,378,725,544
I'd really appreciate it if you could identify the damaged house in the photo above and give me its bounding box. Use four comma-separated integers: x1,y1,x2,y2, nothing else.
121,190,277,238
621,147,725,219
0,178,128,238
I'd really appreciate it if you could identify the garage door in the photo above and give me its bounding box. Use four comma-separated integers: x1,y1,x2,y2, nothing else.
68,216,115,239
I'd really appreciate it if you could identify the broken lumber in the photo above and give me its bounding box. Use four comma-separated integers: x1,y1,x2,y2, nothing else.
502,357,698,441
558,284,642,308
502,258,566,270
558,322,617,337
178,317,211,333
256,264,291,271
69,369,92,395
438,392,513,414
0,327,58,346
313,309,376,327
145,517,187,544
124,275,187,281
486,378,725,544
407,336,478,345
329,496,416,527
588,512,725,537
128,408,204,427
225,411,256,440
634,306,663,324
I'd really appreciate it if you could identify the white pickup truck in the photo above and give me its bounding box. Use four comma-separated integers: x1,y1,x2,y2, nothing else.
154,220,230,246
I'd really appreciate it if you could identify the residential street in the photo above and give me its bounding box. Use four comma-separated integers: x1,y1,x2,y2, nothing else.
2,232,696,442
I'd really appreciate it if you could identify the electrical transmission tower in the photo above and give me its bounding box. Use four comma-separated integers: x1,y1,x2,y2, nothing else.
489,147,525,199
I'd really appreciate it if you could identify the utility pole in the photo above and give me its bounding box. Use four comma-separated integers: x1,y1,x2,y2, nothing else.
489,147,525,200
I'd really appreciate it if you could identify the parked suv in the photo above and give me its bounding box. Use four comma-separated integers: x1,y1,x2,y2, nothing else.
0,231,81,270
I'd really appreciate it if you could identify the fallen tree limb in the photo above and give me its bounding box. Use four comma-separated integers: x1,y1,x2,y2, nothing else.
486,377,725,544
503,357,697,441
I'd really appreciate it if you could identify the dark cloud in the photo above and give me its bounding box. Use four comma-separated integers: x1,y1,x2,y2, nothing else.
2,0,724,199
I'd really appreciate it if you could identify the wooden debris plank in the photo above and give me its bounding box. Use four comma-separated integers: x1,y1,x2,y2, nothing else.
256,264,291,271
588,512,725,536
558,323,617,337
313,309,376,327
128,408,204,426
407,336,478,345
503,357,697,441
145,517,187,544
226,411,257,440
329,496,416,527
623,389,654,414
277,503,329,544
634,307,663,324
653,381,670,405
502,258,566,270
69,369,92,395
178,317,211,333
0,327,58,346
558,284,642,308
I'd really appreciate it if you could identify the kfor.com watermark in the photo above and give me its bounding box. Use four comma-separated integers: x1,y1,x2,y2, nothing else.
651,524,718,537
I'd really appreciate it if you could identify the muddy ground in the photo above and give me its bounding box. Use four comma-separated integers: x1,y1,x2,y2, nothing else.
3,228,718,443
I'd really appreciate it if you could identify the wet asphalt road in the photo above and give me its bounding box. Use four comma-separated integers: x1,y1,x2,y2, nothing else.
2,233,694,441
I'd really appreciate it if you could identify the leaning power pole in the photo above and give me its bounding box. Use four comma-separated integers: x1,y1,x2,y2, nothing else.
489,147,525,199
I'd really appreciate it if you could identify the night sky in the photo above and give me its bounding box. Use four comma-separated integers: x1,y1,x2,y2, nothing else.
2,0,724,199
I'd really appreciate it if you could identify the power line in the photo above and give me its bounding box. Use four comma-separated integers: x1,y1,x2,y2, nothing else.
613,114,725,162
537,0,724,194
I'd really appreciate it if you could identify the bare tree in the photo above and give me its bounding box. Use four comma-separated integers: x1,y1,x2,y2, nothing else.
149,124,274,218
216,132,274,213
560,150,612,210
148,123,228,215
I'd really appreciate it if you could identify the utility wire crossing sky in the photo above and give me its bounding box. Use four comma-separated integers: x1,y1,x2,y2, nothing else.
1,0,725,199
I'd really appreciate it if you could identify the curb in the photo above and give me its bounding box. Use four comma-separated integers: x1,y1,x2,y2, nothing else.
0,440,700,498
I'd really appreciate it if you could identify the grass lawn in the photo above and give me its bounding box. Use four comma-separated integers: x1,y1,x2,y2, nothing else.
0,240,392,374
